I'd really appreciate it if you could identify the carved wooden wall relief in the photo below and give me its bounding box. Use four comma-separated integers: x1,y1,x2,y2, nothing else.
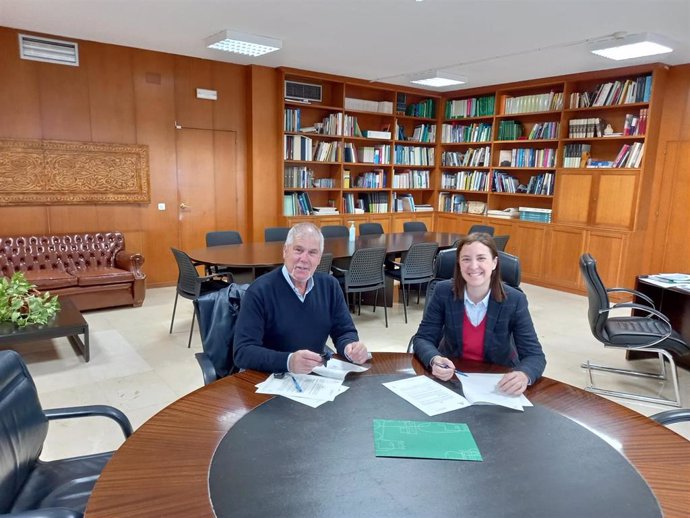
0,138,150,204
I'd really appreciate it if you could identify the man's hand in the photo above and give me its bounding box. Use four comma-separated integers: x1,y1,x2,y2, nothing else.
344,341,368,364
289,350,324,374
497,370,530,395
430,355,456,381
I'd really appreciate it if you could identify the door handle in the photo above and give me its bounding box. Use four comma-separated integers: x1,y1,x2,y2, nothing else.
180,202,190,209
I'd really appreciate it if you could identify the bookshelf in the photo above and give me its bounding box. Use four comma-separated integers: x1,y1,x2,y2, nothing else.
281,70,440,228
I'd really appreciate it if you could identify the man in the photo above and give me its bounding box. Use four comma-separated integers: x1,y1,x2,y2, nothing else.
233,222,368,373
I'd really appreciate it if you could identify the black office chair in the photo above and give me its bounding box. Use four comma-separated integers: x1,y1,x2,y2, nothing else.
264,226,290,243
406,278,441,353
205,230,254,283
651,408,690,426
170,248,229,348
333,247,388,328
194,283,248,385
468,224,495,236
579,253,689,407
316,252,333,274
385,242,439,323
359,222,384,236
321,225,349,238
403,221,427,232
0,350,132,518
498,251,521,290
494,234,510,252
433,247,457,280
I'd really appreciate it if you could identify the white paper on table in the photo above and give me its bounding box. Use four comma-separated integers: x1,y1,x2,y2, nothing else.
641,276,690,289
382,375,470,416
284,385,350,408
312,358,370,380
457,373,532,411
255,373,344,402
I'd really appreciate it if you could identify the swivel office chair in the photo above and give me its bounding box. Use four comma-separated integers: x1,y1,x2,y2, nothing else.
359,222,384,236
468,224,495,236
403,221,427,232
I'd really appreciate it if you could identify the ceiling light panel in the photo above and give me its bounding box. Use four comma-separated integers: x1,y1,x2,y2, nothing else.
205,30,281,57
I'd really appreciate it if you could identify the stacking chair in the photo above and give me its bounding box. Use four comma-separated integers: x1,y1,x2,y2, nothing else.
494,234,510,252
406,278,441,353
385,242,439,323
264,226,290,243
359,222,384,236
468,224,495,236
333,247,388,327
205,230,254,282
321,225,349,238
0,350,132,517
433,247,457,280
316,252,333,274
170,248,229,348
403,221,427,232
498,251,521,290
579,253,689,407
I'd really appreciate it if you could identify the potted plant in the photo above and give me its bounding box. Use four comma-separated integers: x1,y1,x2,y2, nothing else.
0,272,60,327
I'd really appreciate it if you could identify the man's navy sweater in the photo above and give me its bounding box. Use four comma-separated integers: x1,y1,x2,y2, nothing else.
233,268,359,373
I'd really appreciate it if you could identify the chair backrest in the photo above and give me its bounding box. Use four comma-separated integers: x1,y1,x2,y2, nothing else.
194,283,249,380
579,253,610,342
345,247,387,289
403,221,427,232
498,251,521,290
316,252,333,274
171,248,201,297
400,242,439,281
0,350,48,513
359,222,384,236
434,247,457,280
494,234,510,252
206,231,243,247
468,224,495,236
264,227,289,243
321,225,349,238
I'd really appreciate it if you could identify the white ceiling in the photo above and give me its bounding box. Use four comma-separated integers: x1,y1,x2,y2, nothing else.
1,0,689,91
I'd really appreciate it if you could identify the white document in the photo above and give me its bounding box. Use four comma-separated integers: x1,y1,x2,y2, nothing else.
284,386,349,408
256,373,345,403
382,375,470,416
642,275,690,288
458,373,532,411
312,358,370,380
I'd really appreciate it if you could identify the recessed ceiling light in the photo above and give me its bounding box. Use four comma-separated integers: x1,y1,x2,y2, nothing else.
590,32,674,61
205,30,282,57
410,70,467,88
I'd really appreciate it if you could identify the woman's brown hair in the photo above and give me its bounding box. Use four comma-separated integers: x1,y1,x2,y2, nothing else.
452,232,506,302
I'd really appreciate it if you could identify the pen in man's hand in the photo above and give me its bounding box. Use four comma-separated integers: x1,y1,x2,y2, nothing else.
433,361,468,377
288,373,304,393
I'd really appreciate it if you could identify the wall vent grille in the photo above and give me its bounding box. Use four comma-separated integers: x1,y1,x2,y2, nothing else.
19,34,79,66
284,81,322,102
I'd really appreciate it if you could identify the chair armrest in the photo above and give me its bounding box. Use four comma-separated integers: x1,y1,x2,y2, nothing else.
43,405,133,438
195,352,218,386
0,509,82,518
606,287,655,308
331,265,347,275
115,249,145,279
650,409,690,425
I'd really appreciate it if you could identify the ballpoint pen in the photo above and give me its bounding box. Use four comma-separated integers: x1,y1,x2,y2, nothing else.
433,361,468,377
288,373,304,393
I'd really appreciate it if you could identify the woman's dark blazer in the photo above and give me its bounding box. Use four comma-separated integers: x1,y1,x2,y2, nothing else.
412,280,546,383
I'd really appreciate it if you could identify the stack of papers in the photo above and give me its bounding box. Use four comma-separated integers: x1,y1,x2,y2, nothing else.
255,359,370,407
644,273,690,290
383,374,532,416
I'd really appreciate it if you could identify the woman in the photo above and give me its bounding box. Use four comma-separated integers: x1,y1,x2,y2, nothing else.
412,233,546,395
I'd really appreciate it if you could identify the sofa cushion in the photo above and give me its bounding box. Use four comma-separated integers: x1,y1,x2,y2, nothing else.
23,269,78,290
76,267,134,287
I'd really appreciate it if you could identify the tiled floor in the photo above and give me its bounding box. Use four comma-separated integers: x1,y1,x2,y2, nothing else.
5,283,689,461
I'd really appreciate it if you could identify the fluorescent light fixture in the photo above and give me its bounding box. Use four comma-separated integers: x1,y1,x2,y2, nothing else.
205,30,281,57
410,70,467,88
590,32,673,61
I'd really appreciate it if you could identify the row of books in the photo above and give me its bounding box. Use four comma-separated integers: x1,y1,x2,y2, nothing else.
496,120,523,141
563,143,591,168
441,170,489,192
283,191,314,216
497,121,560,141
284,135,313,161
344,97,393,114
442,146,491,167
567,118,606,138
525,172,554,196
437,192,469,213
623,109,648,136
501,148,556,168
406,124,436,143
284,166,314,189
392,169,430,189
441,122,492,143
568,75,652,108
353,169,387,189
518,207,552,223
392,193,418,212
394,145,435,166
343,143,391,164
504,91,564,115
405,98,436,118
445,95,495,119
612,142,644,168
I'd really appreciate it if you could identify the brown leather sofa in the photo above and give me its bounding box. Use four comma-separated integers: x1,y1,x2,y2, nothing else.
0,232,145,311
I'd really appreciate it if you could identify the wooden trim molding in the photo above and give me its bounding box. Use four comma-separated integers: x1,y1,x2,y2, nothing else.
0,138,150,204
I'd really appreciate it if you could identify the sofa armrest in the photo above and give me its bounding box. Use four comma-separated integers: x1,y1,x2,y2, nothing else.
115,249,145,279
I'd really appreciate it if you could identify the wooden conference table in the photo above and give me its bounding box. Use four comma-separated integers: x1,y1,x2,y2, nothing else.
187,231,463,268
85,354,690,518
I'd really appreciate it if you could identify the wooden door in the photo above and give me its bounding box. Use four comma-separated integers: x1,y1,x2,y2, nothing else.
176,128,239,251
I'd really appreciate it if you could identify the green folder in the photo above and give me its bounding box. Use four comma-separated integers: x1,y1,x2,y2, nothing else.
373,419,482,462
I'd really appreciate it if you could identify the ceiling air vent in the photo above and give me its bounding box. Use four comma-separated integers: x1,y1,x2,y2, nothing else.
19,34,79,66
284,81,322,103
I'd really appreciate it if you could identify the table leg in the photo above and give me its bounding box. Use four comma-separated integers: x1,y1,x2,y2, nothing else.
67,324,90,362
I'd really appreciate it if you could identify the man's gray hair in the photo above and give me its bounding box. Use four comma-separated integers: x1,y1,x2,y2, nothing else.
285,222,324,253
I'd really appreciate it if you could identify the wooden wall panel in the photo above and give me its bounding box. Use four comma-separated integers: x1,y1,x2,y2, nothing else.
585,230,627,288
543,227,585,290
0,207,49,236
174,57,214,129
213,130,239,233
514,224,546,282
659,141,690,273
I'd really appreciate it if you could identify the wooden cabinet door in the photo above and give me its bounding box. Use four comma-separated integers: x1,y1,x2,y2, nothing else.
584,230,627,289
591,171,639,229
513,223,547,283
553,171,593,225
544,227,586,290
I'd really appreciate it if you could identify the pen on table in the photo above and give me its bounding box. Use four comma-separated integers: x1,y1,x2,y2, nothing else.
433,361,468,377
288,373,303,392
